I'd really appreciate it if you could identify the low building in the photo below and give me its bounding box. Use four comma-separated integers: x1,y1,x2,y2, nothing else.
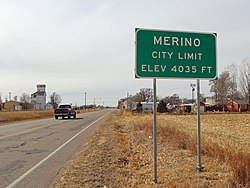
205,97,216,104
118,98,137,110
180,102,206,113
141,101,154,111
236,100,249,112
179,104,195,113
2,101,23,111
227,100,249,112
227,100,239,112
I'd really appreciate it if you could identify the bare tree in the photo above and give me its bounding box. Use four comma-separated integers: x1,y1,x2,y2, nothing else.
209,71,231,105
20,93,30,110
133,88,153,102
50,92,62,109
126,94,136,110
238,58,250,103
226,63,240,100
164,94,181,104
209,79,218,101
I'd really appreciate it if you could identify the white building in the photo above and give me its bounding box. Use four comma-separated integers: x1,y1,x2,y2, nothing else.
31,84,46,110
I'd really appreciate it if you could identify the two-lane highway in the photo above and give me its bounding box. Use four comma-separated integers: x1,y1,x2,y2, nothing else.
0,109,113,188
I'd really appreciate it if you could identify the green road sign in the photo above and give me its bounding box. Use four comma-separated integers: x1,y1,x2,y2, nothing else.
135,28,217,79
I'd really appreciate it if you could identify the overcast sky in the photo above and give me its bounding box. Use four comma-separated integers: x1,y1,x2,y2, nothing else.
0,0,249,106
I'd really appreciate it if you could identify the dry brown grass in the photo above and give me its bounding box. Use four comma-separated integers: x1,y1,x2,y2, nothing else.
0,110,54,125
54,111,250,188
0,109,104,125
157,114,250,187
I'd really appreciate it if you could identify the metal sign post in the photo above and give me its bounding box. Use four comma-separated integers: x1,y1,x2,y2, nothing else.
153,78,158,184
196,79,203,172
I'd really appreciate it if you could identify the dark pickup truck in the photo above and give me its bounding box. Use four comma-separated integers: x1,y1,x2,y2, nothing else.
54,104,76,119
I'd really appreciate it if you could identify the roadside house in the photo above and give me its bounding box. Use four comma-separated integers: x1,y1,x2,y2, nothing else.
2,101,23,111
179,104,195,113
227,100,238,112
194,101,206,112
180,102,205,113
227,100,249,112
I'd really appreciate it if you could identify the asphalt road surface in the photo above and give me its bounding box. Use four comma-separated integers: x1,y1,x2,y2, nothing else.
0,109,113,188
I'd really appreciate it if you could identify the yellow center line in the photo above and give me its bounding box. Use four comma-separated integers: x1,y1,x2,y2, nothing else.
0,121,62,141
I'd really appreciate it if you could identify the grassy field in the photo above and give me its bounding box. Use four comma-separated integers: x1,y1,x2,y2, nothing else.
0,110,54,125
52,111,248,187
0,109,103,125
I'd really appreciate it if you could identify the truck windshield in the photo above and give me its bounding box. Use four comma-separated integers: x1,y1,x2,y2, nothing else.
59,105,71,108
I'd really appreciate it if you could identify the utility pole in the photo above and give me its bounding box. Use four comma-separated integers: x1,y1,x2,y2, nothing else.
127,92,129,110
190,83,196,103
84,92,86,110
99,98,102,107
248,73,250,111
0,92,2,111
9,92,11,101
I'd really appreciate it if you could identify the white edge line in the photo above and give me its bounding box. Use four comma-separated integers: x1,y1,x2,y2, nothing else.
7,112,110,188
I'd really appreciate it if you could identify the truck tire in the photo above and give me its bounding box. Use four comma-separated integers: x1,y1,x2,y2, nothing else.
74,114,76,119
55,116,58,119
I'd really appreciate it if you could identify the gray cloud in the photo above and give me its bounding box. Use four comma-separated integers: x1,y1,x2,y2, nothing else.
0,0,249,106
